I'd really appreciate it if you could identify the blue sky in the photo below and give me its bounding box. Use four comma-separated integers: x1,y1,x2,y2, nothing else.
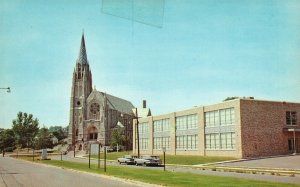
1,0,299,129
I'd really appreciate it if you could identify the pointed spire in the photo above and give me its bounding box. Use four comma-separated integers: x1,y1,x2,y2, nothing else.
77,32,88,64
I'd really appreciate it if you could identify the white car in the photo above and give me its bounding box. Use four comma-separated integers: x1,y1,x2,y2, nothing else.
117,155,135,165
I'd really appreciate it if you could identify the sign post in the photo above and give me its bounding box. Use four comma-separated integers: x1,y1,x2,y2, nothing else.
162,147,166,171
104,147,107,172
89,144,91,169
98,144,101,169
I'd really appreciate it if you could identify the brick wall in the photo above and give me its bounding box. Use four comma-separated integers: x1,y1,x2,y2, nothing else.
240,100,300,158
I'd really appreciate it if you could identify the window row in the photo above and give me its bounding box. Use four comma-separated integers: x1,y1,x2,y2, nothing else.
205,132,235,150
176,135,198,150
136,133,236,150
176,114,198,130
153,119,170,132
205,108,235,127
153,137,170,150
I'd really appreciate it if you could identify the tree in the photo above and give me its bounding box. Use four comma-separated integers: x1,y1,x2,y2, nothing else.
49,126,68,142
110,127,125,147
0,129,15,154
12,112,39,149
34,127,53,149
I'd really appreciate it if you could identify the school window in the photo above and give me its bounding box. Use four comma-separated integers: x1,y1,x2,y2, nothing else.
286,111,297,125
176,135,198,150
153,119,170,132
136,138,148,150
138,122,149,134
176,114,198,130
205,132,235,150
176,116,186,130
153,137,170,150
205,108,235,127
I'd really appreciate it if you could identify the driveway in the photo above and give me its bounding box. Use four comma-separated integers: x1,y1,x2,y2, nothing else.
215,155,300,169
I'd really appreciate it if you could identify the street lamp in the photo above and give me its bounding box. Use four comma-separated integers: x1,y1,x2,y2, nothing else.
0,87,11,93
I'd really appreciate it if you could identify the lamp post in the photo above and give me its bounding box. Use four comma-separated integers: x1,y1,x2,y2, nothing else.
0,87,11,93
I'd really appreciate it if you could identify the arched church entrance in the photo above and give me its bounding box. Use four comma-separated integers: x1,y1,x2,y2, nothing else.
87,126,98,141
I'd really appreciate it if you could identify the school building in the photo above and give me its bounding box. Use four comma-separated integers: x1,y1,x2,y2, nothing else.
133,98,300,158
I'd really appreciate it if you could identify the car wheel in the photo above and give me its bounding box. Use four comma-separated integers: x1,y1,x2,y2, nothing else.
118,161,121,164
135,162,138,166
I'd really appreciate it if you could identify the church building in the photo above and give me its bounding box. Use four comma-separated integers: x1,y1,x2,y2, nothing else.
68,34,147,151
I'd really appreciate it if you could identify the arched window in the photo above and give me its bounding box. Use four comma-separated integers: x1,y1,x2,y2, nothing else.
90,103,100,119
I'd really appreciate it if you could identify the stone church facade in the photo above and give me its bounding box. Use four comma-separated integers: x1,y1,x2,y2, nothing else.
68,34,136,151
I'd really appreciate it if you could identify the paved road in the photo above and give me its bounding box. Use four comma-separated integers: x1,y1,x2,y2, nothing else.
0,157,150,187
49,154,300,184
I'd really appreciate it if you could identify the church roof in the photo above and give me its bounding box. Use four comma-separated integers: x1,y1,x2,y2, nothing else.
105,92,135,115
77,33,88,64
87,89,135,115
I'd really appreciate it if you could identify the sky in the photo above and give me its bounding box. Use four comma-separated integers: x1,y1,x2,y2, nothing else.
1,0,299,129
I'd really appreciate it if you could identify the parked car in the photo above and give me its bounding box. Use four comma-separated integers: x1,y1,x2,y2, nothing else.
134,155,162,166
106,146,114,152
117,155,135,165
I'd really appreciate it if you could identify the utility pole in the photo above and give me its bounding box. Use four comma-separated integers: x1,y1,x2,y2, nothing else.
135,108,140,158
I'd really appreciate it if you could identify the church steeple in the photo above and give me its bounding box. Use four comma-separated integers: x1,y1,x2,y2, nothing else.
68,33,93,147
77,33,88,64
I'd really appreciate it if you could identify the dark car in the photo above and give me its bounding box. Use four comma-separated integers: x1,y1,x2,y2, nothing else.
134,155,162,166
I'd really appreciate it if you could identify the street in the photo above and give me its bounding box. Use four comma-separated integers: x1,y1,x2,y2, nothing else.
0,157,151,187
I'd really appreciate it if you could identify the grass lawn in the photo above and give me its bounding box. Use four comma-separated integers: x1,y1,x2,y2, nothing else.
18,158,299,187
90,151,235,165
